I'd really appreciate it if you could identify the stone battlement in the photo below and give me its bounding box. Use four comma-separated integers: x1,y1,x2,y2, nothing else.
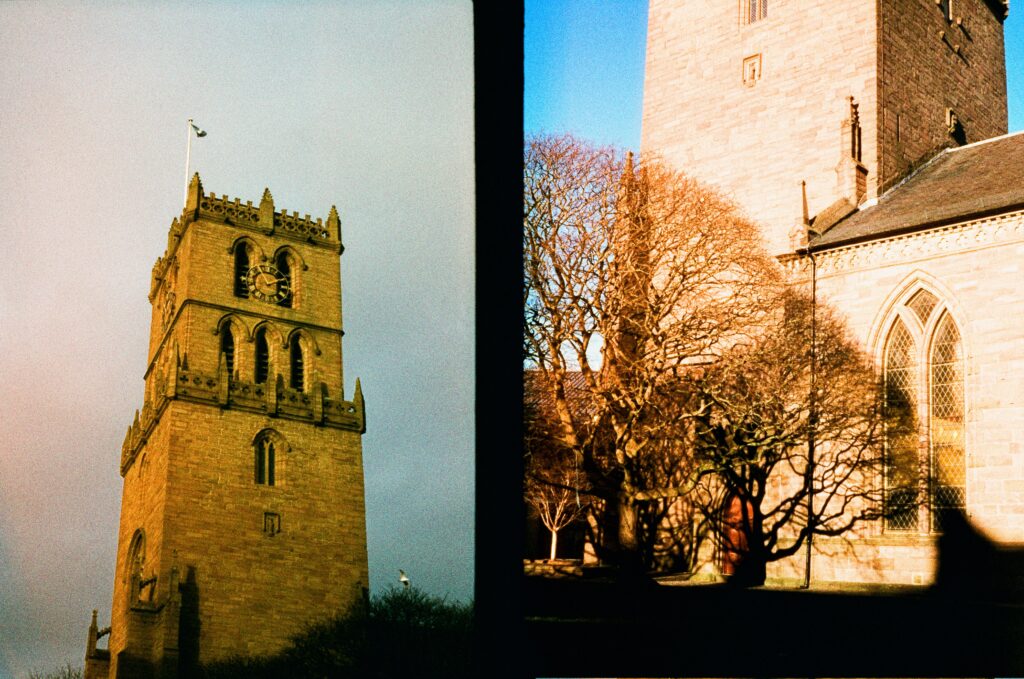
121,351,365,475
198,191,334,242
150,174,343,297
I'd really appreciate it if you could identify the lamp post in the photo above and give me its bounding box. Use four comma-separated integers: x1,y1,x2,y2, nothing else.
801,238,818,590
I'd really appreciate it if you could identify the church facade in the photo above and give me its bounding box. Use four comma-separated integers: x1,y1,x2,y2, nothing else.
84,176,369,678
642,0,1022,584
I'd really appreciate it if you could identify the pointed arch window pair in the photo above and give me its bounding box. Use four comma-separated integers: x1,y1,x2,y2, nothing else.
221,324,307,392
254,329,305,391
233,241,297,308
883,289,965,533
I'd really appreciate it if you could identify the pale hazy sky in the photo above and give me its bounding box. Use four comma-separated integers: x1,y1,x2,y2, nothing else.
0,2,474,676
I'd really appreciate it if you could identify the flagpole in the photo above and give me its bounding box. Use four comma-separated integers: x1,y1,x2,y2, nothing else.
183,118,194,208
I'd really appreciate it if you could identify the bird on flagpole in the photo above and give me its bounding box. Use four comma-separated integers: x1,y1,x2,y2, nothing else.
183,118,207,207
398,569,410,589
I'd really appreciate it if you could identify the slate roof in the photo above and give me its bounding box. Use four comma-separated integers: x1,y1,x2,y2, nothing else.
811,130,1024,250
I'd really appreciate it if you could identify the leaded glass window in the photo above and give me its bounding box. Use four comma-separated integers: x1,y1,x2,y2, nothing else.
906,289,938,325
882,290,966,534
884,319,919,531
930,313,965,531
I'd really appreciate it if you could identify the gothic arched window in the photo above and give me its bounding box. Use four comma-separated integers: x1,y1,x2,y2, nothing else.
234,243,252,298
276,251,294,308
289,335,305,391
255,435,276,486
254,327,270,384
220,324,236,380
125,529,145,582
883,319,919,531
929,313,965,531
882,290,965,532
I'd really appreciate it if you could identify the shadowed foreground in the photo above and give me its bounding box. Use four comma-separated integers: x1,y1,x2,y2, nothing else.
199,587,472,679
525,512,1024,677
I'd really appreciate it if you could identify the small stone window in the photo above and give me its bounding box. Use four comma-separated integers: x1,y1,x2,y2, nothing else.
938,0,952,21
255,437,276,486
264,512,281,536
742,0,767,24
742,54,762,86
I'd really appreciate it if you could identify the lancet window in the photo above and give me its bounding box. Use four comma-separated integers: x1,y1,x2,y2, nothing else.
290,335,305,391
255,435,276,486
276,251,294,308
234,242,252,298
882,289,965,532
220,325,236,380
254,328,270,384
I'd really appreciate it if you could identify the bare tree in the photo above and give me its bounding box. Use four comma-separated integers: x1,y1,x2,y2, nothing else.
523,134,779,574
523,372,590,560
691,290,896,585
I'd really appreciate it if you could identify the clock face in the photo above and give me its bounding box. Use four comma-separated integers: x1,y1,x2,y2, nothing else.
244,264,291,304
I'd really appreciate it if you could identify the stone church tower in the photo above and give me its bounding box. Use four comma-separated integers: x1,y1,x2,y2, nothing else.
85,175,369,678
642,0,1008,255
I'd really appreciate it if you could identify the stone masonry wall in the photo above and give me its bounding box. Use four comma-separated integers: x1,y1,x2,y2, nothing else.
108,415,172,674
768,209,1024,584
160,401,368,662
877,0,1008,191
642,0,879,255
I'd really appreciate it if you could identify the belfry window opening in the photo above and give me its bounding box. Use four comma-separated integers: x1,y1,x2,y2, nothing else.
234,244,251,298
255,328,269,384
290,335,305,391
276,252,293,308
220,325,236,380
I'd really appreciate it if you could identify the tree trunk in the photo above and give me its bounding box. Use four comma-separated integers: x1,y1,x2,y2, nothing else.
616,494,645,575
549,528,559,560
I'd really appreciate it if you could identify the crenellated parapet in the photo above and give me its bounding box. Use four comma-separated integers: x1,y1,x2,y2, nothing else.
149,174,344,296
187,172,341,247
121,352,366,475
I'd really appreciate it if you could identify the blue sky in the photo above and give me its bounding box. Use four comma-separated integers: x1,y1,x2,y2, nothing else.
526,1,1024,149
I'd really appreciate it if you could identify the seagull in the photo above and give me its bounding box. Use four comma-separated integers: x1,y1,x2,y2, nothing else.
399,569,410,588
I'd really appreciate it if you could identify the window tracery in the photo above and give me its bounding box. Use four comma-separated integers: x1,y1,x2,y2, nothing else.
882,290,965,533
254,433,277,486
